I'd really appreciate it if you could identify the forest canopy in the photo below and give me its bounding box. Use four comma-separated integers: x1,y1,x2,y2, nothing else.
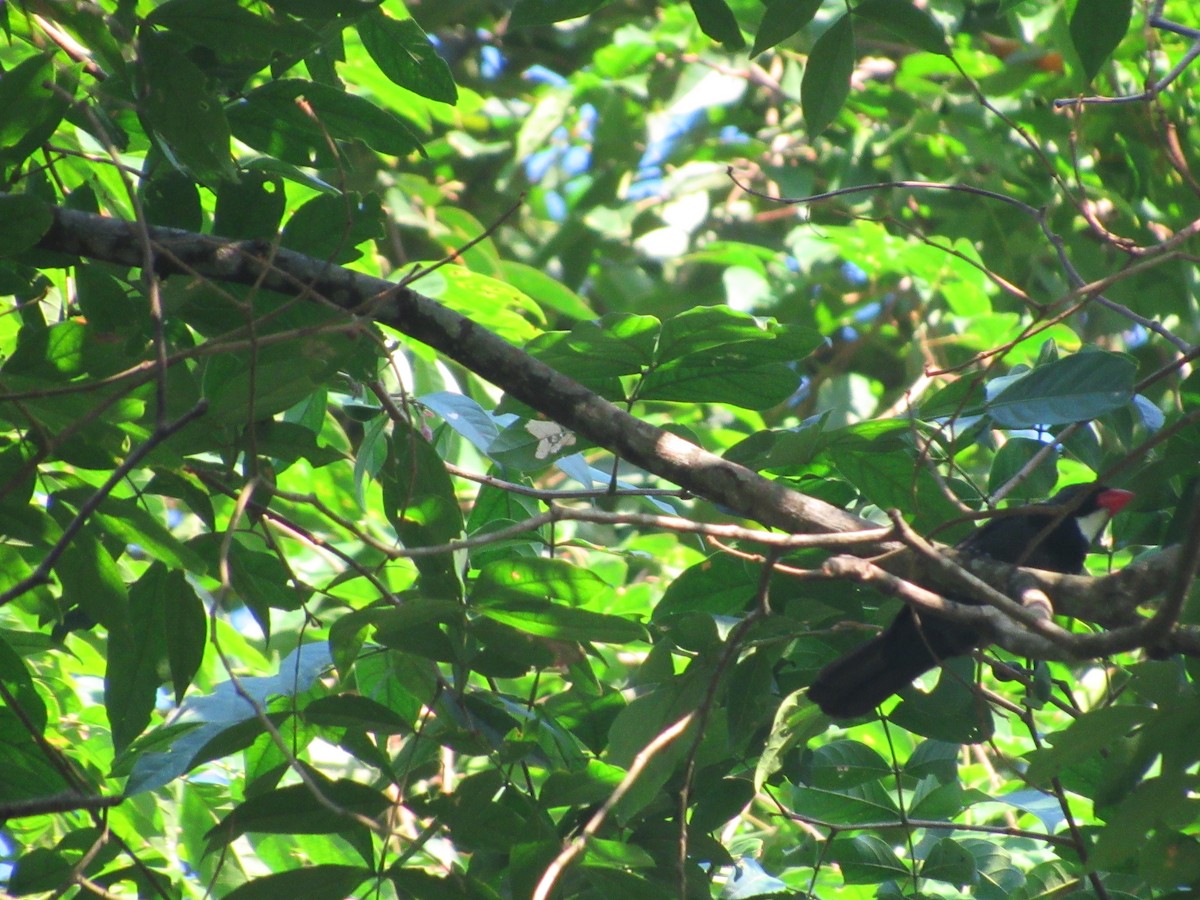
1,0,1198,897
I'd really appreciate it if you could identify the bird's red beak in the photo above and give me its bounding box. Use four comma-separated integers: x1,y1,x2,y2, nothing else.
1097,488,1134,516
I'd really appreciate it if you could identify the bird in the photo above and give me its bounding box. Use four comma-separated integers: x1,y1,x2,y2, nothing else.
807,483,1134,719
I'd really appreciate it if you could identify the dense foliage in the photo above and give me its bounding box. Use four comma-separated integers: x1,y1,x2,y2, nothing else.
1,0,1198,897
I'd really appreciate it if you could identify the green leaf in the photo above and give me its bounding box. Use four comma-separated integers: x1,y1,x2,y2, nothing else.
280,192,384,263
381,423,465,600
580,836,656,869
229,79,425,166
303,693,412,734
887,658,995,743
853,0,949,56
755,688,827,790
359,11,457,104
162,568,206,704
75,264,146,333
53,525,130,634
200,338,359,425
790,783,900,825
961,839,1025,900
0,194,54,257
0,52,75,169
752,0,823,57
500,260,596,321
137,31,237,186
807,740,892,789
905,739,960,784
410,264,543,344
122,643,331,795
535,313,661,380
802,14,854,135
540,759,631,807
0,632,47,734
1,319,87,380
828,834,909,883
639,352,801,408
213,171,286,240
476,599,647,644
920,837,978,886
1024,705,1149,785
654,553,759,621
224,865,372,900
833,436,963,533
473,557,613,608
1070,0,1132,85
655,306,822,363
689,776,756,834
1089,773,1200,871
510,0,610,28
985,350,1137,427
223,541,309,638
147,0,317,65
106,564,172,751
207,778,393,847
83,494,207,574
688,0,746,50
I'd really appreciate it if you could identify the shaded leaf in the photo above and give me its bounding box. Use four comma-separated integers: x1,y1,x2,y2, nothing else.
985,351,1136,427
827,834,909,884
1070,0,1132,85
802,14,854,135
510,0,609,28
752,0,823,57
0,194,54,257
381,423,465,600
304,693,412,734
206,778,392,847
854,0,948,56
0,53,75,170
224,865,371,900
359,11,457,104
137,31,236,186
689,0,746,50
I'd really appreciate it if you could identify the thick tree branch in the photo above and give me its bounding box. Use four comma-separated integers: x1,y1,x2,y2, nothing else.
31,200,867,540
21,199,1184,653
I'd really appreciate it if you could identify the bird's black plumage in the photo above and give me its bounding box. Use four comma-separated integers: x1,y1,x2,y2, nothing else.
807,483,1133,719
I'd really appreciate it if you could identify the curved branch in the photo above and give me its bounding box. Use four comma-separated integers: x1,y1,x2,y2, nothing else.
22,199,1184,651
30,200,868,542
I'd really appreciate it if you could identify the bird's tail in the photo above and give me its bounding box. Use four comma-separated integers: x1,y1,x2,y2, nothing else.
807,609,977,718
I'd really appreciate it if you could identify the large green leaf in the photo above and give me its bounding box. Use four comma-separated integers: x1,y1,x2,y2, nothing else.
790,782,900,825
853,0,948,56
0,53,75,170
381,423,465,600
985,351,1137,427
752,0,823,57
688,0,745,50
206,777,393,847
801,13,854,135
147,0,317,64
510,0,610,28
1069,0,1133,85
224,865,372,900
0,195,54,258
473,557,613,608
827,834,909,884
475,599,646,644
229,78,425,166
137,30,237,186
358,10,457,104
106,564,174,750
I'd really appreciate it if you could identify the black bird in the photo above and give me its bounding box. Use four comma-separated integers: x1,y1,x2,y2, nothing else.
808,483,1134,719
